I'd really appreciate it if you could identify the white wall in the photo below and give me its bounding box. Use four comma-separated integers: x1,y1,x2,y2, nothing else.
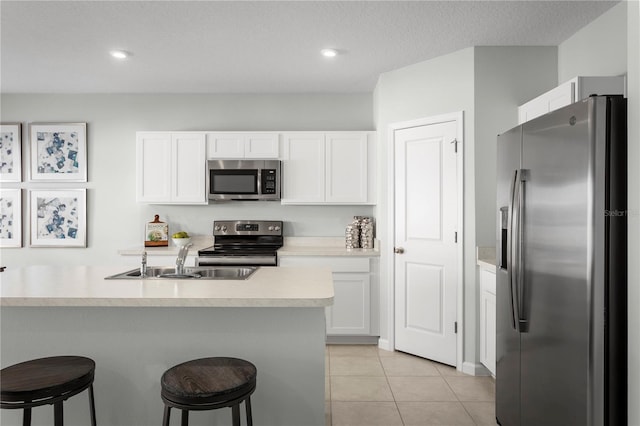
474,46,557,248
0,94,374,267
373,47,475,359
373,46,558,370
558,2,639,423
558,2,628,83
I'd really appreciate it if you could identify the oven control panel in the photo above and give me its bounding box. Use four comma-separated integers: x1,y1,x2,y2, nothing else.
213,220,283,236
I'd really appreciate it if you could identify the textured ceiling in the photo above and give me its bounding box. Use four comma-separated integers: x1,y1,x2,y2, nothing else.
0,0,618,93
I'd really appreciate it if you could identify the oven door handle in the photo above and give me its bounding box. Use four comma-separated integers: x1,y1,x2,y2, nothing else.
196,256,277,266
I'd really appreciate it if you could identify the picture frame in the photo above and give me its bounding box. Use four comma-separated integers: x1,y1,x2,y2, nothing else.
29,122,87,182
0,123,22,182
30,189,86,248
0,189,22,248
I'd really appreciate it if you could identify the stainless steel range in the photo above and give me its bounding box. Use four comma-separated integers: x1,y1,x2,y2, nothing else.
197,220,283,267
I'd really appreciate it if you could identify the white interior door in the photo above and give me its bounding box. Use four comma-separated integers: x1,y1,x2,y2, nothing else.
394,120,459,366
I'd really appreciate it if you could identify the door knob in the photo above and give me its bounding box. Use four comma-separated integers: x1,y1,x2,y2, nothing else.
394,247,405,254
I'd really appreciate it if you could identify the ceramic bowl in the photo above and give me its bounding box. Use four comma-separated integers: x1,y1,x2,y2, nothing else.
172,237,191,247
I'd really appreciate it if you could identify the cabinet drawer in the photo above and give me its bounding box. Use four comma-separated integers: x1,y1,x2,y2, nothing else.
278,256,370,273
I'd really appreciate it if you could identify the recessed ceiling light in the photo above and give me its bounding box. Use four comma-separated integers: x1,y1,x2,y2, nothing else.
321,48,338,58
110,50,131,60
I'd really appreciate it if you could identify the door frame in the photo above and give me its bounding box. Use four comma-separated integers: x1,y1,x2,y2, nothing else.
385,111,464,371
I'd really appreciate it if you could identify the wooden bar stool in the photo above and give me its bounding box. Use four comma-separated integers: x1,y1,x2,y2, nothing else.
161,357,256,426
0,356,97,426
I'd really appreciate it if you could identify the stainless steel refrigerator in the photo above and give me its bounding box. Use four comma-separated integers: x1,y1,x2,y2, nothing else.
495,95,627,426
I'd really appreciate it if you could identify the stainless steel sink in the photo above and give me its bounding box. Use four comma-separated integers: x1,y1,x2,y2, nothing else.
105,266,258,280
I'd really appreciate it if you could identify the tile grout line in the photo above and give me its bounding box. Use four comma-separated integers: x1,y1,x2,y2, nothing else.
439,369,481,426
379,350,406,426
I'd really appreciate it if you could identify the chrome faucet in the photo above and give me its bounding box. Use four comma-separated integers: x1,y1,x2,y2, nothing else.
140,251,147,277
175,244,192,276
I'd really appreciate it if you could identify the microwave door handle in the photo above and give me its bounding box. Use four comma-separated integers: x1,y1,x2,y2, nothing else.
256,168,262,195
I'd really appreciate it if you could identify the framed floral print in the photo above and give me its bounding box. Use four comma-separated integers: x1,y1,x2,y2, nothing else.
0,123,22,182
30,189,86,247
0,189,22,248
29,123,87,182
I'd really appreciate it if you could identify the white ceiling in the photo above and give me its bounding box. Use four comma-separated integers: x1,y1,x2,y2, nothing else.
1,0,618,94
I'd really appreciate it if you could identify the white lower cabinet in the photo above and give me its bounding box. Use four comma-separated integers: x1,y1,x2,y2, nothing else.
278,256,377,337
327,272,370,335
479,268,496,376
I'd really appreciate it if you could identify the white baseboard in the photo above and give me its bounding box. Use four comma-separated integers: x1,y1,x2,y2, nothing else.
378,338,393,351
462,361,492,376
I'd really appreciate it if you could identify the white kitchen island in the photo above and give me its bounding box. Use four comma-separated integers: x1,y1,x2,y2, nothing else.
0,266,333,426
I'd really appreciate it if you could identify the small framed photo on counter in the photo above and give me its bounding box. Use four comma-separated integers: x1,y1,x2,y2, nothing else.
29,122,87,182
0,123,22,182
0,189,22,248
29,189,86,247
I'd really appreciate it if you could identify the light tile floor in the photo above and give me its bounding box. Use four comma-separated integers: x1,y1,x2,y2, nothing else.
326,345,498,426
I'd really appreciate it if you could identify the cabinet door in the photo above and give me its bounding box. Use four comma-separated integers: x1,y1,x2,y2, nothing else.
172,133,206,204
326,273,371,335
479,269,496,375
325,133,368,203
245,133,279,158
281,133,325,203
206,133,245,158
137,132,172,203
518,80,575,124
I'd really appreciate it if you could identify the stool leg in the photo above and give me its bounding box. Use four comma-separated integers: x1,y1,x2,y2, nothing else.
180,409,189,426
22,407,32,426
88,384,97,426
231,404,240,426
162,405,171,426
245,397,253,426
54,401,63,426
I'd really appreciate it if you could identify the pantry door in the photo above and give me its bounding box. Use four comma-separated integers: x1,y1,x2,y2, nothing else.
393,114,461,366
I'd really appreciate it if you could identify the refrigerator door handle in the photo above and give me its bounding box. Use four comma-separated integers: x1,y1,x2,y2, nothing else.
516,170,528,332
507,169,521,331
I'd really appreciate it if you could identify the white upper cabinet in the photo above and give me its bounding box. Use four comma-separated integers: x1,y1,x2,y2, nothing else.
281,131,375,205
136,132,206,204
281,132,326,203
325,133,368,203
518,76,626,124
206,132,279,159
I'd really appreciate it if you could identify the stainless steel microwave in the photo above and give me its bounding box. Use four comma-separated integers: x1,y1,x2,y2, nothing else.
207,160,281,201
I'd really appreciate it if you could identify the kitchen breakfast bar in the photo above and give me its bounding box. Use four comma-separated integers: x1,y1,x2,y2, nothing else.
0,266,334,426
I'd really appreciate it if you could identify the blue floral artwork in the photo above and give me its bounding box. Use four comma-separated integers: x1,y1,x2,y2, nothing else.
1,131,16,174
0,196,15,239
35,195,79,240
36,131,79,174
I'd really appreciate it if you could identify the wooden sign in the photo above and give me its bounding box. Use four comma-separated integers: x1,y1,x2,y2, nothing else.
145,215,168,247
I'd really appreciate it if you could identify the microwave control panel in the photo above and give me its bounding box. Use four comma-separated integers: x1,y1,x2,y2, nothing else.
261,169,278,194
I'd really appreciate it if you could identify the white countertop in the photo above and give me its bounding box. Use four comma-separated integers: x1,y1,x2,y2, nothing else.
118,236,380,258
477,247,497,272
279,237,380,257
0,265,334,308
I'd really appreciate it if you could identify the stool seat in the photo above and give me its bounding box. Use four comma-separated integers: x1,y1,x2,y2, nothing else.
1,356,97,426
1,356,95,404
161,357,256,426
